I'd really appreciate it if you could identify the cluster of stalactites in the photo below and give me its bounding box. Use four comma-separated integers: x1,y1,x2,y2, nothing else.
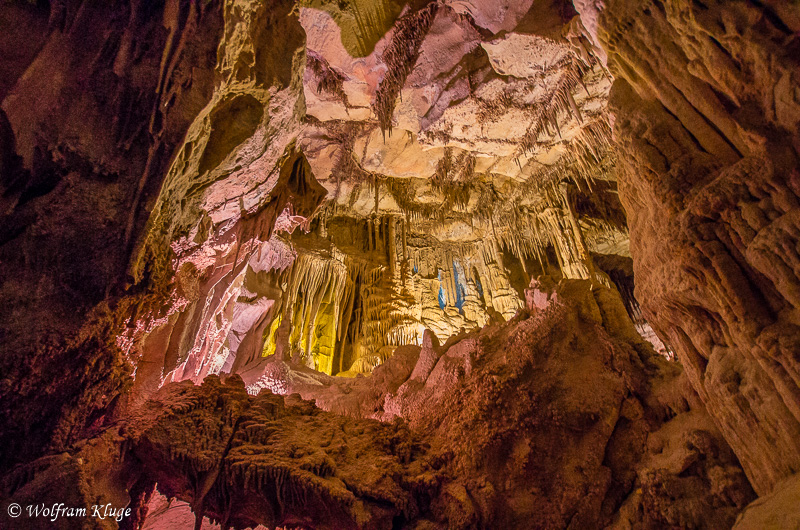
373,2,439,136
262,251,366,374
254,234,419,376
329,181,614,281
265,172,613,375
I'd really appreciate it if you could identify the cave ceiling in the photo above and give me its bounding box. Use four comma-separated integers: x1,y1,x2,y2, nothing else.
118,0,645,387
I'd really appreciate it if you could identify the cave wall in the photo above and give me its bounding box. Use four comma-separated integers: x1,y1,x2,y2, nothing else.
2,0,796,527
0,0,224,469
2,0,798,525
117,0,322,400
595,0,800,494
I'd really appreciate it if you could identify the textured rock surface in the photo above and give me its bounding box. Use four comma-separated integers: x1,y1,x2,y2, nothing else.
732,473,800,530
127,375,436,530
222,280,753,528
1,280,753,529
0,0,224,470
597,0,800,495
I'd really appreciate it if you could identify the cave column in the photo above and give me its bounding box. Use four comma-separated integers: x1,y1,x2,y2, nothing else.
387,216,397,277
401,216,408,262
319,209,327,238
561,182,598,284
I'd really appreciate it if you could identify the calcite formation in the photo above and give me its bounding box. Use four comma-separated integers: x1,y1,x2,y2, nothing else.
1,0,799,528
117,0,637,394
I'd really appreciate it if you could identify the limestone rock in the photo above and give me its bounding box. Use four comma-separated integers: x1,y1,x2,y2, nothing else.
733,473,800,530
598,0,800,494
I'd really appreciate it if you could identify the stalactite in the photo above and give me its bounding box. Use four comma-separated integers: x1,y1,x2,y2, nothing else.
387,216,397,276
373,3,439,137
306,50,348,104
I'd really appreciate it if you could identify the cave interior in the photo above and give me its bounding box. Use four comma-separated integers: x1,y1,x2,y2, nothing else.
1,0,799,528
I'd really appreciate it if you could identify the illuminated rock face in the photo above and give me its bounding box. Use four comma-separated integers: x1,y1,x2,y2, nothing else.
118,0,642,387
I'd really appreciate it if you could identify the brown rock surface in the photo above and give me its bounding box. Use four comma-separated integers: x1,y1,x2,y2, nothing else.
732,473,800,530
0,0,224,470
127,375,435,530
596,0,800,495
1,280,753,529
211,280,753,528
